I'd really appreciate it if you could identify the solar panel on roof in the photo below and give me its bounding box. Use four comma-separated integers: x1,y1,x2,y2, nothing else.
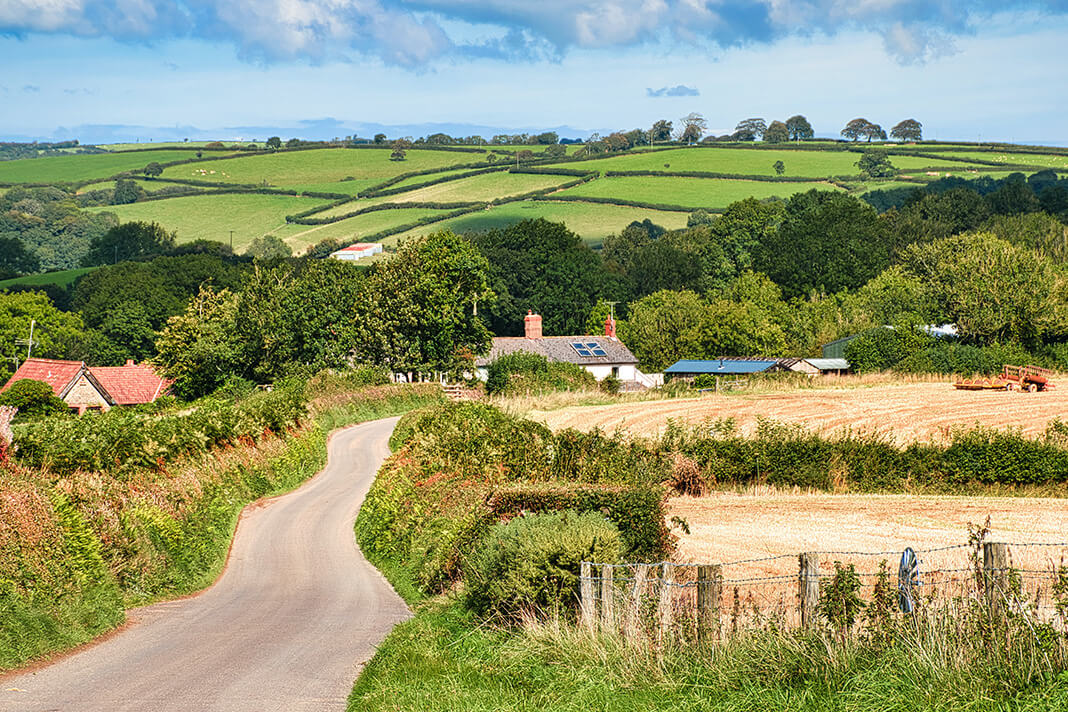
570,342,594,357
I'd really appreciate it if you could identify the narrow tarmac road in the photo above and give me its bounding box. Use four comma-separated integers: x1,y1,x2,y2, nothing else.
1,417,411,712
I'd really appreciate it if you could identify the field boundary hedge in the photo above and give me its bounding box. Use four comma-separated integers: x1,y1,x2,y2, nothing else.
534,193,706,213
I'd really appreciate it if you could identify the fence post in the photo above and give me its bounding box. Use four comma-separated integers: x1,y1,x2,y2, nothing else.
624,564,648,642
580,561,595,630
798,552,819,629
983,542,1010,614
600,564,615,631
657,563,674,647
697,564,722,643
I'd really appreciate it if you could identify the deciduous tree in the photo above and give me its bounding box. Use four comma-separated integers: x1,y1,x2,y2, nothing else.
733,118,767,141
786,115,814,141
890,119,923,142
763,121,789,144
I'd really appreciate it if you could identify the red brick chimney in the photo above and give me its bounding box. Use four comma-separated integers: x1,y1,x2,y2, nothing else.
604,314,616,339
524,310,543,339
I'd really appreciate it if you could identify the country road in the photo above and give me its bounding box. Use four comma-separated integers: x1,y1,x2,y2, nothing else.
1,417,411,712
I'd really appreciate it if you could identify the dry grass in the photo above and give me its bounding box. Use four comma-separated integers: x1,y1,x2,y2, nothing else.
669,491,1068,577
533,380,1068,445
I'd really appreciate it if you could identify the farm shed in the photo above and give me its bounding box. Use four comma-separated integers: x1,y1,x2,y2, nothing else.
330,242,383,261
664,358,784,380
475,312,640,384
803,358,850,376
1,358,172,414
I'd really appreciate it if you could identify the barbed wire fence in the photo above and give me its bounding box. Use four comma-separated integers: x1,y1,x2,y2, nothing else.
580,540,1068,644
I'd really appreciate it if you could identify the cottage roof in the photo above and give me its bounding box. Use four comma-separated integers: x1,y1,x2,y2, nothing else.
90,362,172,405
665,359,780,375
475,336,638,368
1,358,85,397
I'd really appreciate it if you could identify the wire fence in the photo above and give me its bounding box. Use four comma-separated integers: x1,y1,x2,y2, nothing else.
580,540,1068,642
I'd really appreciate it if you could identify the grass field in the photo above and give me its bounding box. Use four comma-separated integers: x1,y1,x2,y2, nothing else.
99,142,264,151
0,150,212,184
275,207,456,252
384,200,691,244
159,148,485,187
557,175,840,208
76,179,201,194
0,267,96,290
88,193,327,251
930,150,1068,168
388,167,504,191
532,380,1068,445
391,171,574,204
552,147,979,178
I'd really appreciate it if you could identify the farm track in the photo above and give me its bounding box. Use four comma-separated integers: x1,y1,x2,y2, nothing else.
0,418,409,712
533,382,1068,445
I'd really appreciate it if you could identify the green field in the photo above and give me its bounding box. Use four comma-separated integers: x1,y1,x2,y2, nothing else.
0,267,97,290
99,141,265,151
76,179,202,195
555,147,976,178
558,175,840,209
392,172,573,204
929,150,1068,168
0,150,213,184
275,207,456,252
88,193,327,251
388,167,504,191
384,200,690,245
160,148,486,187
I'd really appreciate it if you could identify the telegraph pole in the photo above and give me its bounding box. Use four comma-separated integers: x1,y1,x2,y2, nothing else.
15,319,37,360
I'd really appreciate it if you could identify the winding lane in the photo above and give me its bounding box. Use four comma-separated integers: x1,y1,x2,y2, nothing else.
1,417,410,712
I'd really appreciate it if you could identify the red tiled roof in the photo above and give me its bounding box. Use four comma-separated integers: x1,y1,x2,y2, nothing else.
1,358,84,397
89,362,172,405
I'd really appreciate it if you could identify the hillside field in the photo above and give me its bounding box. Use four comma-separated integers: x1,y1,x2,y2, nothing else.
0,149,213,184
533,381,1068,445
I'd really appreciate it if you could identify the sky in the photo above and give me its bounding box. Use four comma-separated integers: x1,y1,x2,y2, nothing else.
2,1,1067,144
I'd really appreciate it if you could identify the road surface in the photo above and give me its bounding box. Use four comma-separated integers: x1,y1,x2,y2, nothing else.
1,418,410,712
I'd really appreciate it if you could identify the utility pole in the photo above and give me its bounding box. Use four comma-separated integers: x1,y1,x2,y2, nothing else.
230,230,234,253
15,319,37,360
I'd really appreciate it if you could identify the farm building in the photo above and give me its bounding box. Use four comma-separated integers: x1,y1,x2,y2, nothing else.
778,358,851,376
475,311,641,384
1,358,172,414
665,359,785,380
330,243,383,261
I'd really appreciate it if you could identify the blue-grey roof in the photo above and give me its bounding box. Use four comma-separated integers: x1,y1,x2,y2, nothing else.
665,359,779,375
804,358,850,371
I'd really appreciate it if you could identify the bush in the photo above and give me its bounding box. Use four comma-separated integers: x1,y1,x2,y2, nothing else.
0,380,68,419
463,510,623,623
485,352,595,396
844,326,932,372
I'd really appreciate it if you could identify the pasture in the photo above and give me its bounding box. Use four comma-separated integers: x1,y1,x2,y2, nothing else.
557,175,841,209
389,171,573,203
0,267,97,290
88,193,328,251
532,381,1068,445
0,149,208,184
275,207,456,252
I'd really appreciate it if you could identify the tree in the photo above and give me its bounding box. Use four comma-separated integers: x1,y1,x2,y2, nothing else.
755,190,890,299
142,162,163,177
733,118,767,141
618,290,710,370
0,236,39,278
706,197,786,286
677,113,707,144
786,115,814,141
986,174,1040,215
841,118,873,141
352,231,494,373
544,144,566,159
112,179,143,205
650,119,673,143
390,138,411,161
687,209,714,227
516,149,535,163
266,136,282,149
373,133,387,144
84,221,176,266
0,291,87,383
155,287,240,398
890,119,923,142
285,138,301,148
244,234,292,261
534,132,559,145
763,121,789,144
0,379,67,418
862,123,887,142
773,160,786,176
855,151,895,178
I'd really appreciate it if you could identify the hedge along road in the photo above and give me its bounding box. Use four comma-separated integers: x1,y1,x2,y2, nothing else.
0,417,411,712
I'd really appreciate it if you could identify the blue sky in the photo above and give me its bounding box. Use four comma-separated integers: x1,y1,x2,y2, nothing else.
2,1,1067,144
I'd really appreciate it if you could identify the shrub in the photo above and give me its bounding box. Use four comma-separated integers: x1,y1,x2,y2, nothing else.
463,510,623,623
485,352,595,396
0,380,68,419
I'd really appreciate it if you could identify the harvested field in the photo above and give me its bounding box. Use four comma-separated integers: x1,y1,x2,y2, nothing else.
534,381,1068,445
669,492,1068,579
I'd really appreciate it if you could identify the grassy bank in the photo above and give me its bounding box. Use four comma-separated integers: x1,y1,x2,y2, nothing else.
0,379,443,671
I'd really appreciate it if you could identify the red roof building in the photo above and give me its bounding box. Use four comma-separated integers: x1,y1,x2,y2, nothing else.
1,358,172,414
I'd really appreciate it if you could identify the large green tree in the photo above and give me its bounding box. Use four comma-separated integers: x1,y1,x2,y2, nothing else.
0,237,39,278
154,287,241,398
785,115,814,141
763,121,790,144
84,221,176,266
890,119,923,142
0,291,87,382
619,290,710,371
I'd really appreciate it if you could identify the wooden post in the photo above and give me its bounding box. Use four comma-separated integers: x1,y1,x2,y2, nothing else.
798,553,819,629
697,564,722,643
600,564,615,631
624,564,649,641
657,563,674,647
983,542,1010,614
580,561,595,630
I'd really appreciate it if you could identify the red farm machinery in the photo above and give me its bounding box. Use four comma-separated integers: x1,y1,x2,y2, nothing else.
953,365,1056,392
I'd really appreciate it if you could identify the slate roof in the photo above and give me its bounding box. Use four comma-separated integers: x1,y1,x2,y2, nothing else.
664,359,781,375
91,363,172,405
1,358,85,397
475,336,638,368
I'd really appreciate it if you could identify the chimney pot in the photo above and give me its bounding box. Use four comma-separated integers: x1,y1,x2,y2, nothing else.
604,314,616,339
524,311,543,339
125,359,135,367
